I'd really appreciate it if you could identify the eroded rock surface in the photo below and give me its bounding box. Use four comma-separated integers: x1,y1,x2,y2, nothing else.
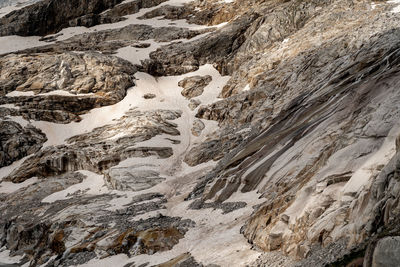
4,109,181,183
0,52,135,123
3,0,400,266
0,120,46,168
0,0,125,36
179,75,212,99
14,24,213,55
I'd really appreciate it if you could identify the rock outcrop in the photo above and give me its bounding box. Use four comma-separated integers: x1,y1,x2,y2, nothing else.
0,0,124,36
3,0,400,266
0,52,135,123
141,13,258,76
179,75,212,99
4,109,181,183
0,120,46,168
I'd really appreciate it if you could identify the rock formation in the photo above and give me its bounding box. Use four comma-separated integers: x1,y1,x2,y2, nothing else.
2,0,400,266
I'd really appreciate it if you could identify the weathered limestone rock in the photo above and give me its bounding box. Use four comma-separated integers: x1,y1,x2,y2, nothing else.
100,0,168,23
188,99,201,110
0,120,46,168
141,13,259,76
0,0,124,36
4,109,181,183
3,0,400,265
0,52,135,97
372,237,400,267
191,119,205,137
179,75,212,99
105,168,165,191
9,24,212,56
0,52,135,123
143,93,156,99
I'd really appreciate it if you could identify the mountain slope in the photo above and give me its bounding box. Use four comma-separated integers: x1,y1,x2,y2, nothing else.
1,0,400,266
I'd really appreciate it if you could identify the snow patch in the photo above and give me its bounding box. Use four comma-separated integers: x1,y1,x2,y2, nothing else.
0,155,32,180
41,170,109,203
115,40,162,65
389,0,400,12
77,254,130,267
0,35,44,54
0,177,38,194
0,247,24,264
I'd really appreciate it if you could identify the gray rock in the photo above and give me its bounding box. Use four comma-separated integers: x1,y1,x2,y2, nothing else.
0,120,46,168
4,109,181,183
10,25,213,56
372,237,400,267
191,119,205,137
0,52,136,123
106,168,165,191
179,75,212,99
143,93,156,99
188,99,201,110
0,0,125,36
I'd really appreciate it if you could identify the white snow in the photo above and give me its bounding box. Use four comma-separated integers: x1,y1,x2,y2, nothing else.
0,1,263,265
0,5,18,18
0,35,45,54
389,0,400,12
0,155,32,180
0,0,215,55
0,0,41,18
0,177,38,194
40,90,94,96
30,64,228,148
6,89,94,97
6,90,35,97
0,103,18,109
78,254,130,267
7,116,30,127
120,190,263,267
49,0,210,43
41,170,109,203
0,248,24,264
115,40,162,65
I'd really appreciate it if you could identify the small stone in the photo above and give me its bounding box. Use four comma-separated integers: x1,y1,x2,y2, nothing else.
143,93,156,99
188,99,201,110
191,119,205,137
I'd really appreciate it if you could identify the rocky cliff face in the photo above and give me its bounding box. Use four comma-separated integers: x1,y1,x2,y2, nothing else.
1,0,400,266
